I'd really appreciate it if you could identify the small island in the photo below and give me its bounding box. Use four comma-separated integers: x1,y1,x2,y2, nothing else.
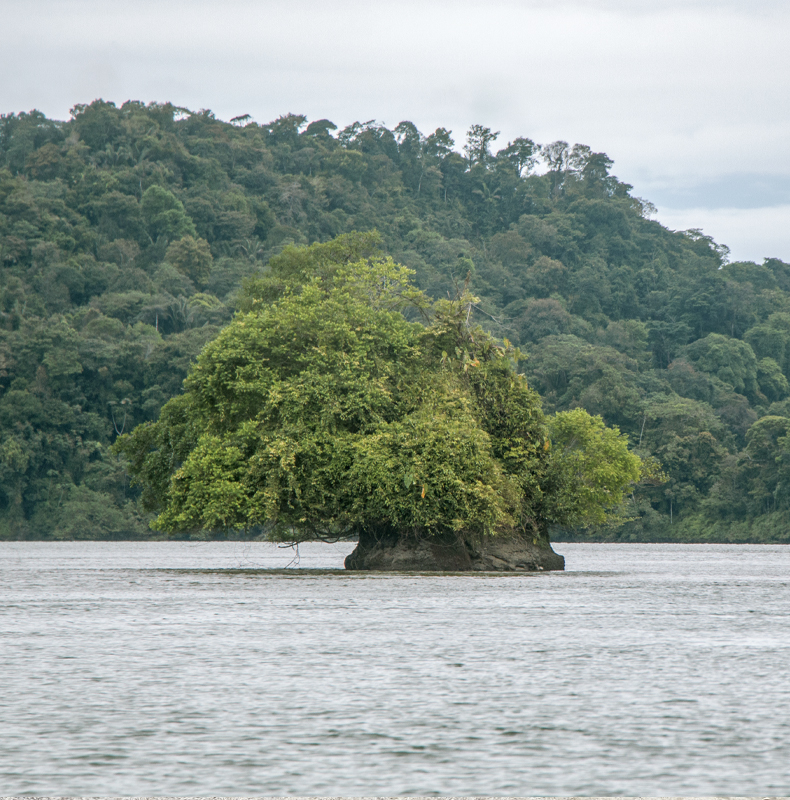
116,234,641,569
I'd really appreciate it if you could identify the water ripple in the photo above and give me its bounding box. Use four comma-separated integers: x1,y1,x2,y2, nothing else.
1,541,790,795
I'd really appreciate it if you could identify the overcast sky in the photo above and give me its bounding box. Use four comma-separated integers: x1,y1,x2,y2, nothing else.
3,0,788,262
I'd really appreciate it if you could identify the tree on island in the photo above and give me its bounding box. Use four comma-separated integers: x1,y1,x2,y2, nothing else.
114,232,641,570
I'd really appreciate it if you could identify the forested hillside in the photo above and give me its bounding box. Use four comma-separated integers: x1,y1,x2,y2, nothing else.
2,99,789,541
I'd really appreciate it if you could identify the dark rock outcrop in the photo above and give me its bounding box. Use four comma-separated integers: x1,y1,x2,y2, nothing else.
344,528,564,571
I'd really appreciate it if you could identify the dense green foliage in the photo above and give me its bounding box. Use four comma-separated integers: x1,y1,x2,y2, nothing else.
115,236,639,541
2,99,789,540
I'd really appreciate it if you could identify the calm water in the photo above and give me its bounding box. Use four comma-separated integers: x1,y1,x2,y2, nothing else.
2,541,789,796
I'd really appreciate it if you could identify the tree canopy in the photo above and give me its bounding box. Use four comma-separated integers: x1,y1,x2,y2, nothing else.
2,99,790,542
115,235,640,542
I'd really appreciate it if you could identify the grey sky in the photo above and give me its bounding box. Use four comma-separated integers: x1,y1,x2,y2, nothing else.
3,0,788,262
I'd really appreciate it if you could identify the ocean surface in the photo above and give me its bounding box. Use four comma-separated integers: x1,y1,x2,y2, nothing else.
1,540,789,796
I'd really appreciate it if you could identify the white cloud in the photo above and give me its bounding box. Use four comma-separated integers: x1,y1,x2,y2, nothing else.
2,0,789,258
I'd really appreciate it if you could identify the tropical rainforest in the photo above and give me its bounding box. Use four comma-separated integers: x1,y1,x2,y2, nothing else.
2,99,789,542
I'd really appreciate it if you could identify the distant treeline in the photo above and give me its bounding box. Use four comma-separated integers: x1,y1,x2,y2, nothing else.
2,99,790,542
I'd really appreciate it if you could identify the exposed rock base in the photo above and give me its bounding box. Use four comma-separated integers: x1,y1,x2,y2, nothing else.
344,529,564,571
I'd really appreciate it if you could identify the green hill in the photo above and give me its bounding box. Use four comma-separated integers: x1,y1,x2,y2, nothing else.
2,99,789,541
